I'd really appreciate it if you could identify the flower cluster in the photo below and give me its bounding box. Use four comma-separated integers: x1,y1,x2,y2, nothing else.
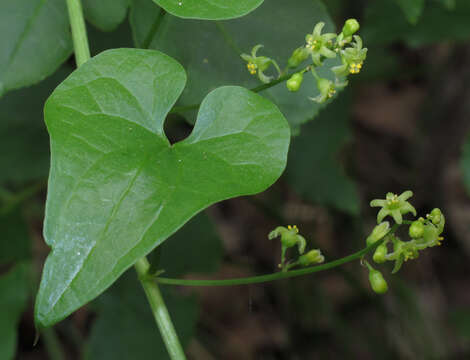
364,190,445,294
269,225,324,272
240,18,368,103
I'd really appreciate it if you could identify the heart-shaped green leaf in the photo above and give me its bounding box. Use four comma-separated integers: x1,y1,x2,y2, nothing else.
35,48,290,327
152,0,263,20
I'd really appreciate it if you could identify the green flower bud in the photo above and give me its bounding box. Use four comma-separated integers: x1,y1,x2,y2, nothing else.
423,224,439,245
286,73,304,92
366,221,390,246
373,244,388,263
409,220,425,238
342,18,360,37
369,268,388,294
287,47,309,68
429,208,442,225
298,249,325,266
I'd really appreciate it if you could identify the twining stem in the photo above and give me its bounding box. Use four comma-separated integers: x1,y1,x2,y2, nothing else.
155,224,399,287
65,0,90,67
63,1,185,359
135,258,187,360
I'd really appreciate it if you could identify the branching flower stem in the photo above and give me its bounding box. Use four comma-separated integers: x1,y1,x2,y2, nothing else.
169,63,314,115
64,1,186,359
155,224,400,287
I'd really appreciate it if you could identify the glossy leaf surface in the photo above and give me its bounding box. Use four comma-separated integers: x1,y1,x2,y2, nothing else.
0,0,71,96
152,0,263,20
132,0,335,129
35,48,290,327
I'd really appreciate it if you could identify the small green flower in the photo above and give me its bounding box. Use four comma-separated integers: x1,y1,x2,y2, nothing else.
269,225,306,269
241,44,281,84
305,22,337,66
370,190,417,224
310,77,336,103
332,35,368,77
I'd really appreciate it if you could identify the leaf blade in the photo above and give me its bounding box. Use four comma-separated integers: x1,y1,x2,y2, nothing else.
152,0,263,20
35,48,290,327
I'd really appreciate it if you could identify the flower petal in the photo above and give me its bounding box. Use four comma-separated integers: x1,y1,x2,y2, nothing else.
370,199,386,207
398,190,413,201
240,53,252,61
296,235,306,254
400,202,416,217
377,207,389,223
391,209,403,224
313,22,325,36
258,69,272,83
320,47,336,58
251,44,263,57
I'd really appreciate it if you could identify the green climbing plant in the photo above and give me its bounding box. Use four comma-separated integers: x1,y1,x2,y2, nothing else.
0,0,456,359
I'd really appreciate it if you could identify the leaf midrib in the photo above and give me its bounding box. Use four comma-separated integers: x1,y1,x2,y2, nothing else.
46,157,149,315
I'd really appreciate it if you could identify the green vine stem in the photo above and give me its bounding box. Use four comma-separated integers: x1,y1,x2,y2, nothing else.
63,1,186,359
135,258,187,360
155,224,400,287
65,0,90,67
169,64,312,115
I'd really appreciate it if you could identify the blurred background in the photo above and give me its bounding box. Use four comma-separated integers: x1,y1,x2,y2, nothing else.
2,0,470,359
